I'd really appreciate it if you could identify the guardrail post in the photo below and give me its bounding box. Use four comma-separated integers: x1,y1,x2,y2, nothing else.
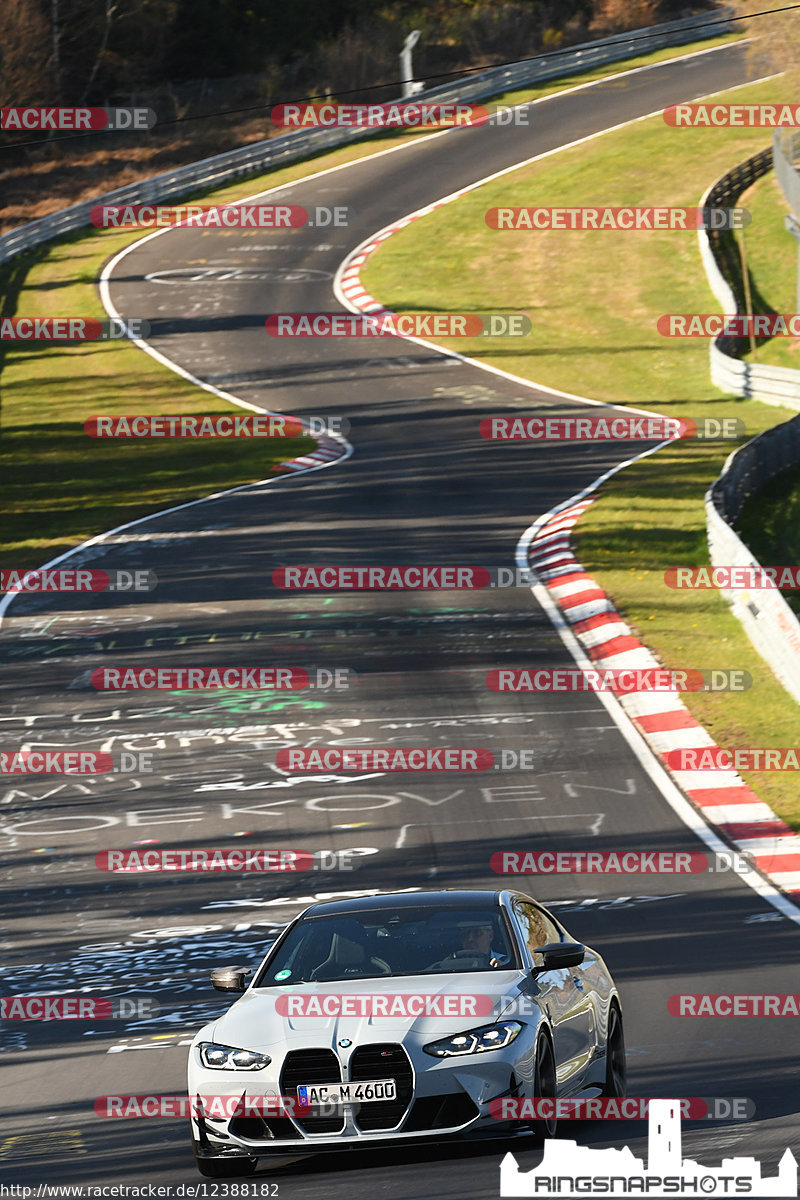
400,31,423,99
785,214,800,317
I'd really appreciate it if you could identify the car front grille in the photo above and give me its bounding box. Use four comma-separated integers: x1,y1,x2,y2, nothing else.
348,1043,413,1131
279,1048,344,1134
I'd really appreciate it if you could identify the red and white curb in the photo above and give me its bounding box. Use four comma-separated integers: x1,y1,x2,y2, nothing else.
269,434,345,475
338,204,449,317
528,499,800,899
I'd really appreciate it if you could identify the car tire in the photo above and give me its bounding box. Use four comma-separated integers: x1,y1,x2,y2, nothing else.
602,1002,626,1099
529,1031,558,1145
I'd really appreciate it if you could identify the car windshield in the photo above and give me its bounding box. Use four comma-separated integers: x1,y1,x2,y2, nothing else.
253,905,518,985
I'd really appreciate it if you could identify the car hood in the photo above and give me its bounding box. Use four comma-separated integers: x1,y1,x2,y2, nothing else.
208,972,530,1050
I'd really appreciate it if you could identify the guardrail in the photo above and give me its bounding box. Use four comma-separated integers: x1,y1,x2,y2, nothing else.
706,417,800,707
773,128,800,218
0,10,734,267
698,148,800,407
700,147,800,705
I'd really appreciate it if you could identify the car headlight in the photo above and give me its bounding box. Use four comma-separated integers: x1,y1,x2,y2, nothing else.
423,1020,523,1057
199,1041,271,1070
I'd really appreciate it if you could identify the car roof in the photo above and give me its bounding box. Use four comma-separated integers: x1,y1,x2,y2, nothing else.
301,889,510,918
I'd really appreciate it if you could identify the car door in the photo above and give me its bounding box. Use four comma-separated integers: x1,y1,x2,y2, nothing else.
509,897,597,1091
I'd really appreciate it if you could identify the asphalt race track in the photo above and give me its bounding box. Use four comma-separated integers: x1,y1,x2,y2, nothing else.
2,40,799,1195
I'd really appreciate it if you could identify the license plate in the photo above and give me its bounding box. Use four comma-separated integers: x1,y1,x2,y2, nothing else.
296,1079,396,1105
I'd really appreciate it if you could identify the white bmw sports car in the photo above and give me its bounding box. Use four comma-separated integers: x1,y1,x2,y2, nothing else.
187,889,625,1177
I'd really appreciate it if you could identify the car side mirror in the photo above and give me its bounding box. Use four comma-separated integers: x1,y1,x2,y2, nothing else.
210,965,251,993
532,942,585,974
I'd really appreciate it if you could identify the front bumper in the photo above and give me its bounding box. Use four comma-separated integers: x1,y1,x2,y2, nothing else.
190,1038,533,1158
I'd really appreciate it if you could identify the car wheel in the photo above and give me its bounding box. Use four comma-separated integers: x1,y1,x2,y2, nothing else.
529,1031,558,1145
192,1139,257,1178
602,1003,626,1098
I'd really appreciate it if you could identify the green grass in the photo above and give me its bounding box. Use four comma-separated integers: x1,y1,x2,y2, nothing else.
0,233,315,566
359,76,800,831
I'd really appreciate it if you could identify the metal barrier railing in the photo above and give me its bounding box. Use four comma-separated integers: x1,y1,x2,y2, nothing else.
706,415,800,708
700,149,800,707
772,128,800,218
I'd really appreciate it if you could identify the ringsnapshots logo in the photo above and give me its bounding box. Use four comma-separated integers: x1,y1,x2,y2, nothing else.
0,568,155,593
485,206,749,230
499,1099,794,1198
480,415,744,441
1,106,156,131
265,313,530,337
664,102,800,126
1,317,150,341
490,849,754,875
1,995,158,1020
666,566,800,589
90,203,351,229
90,666,354,690
487,668,751,693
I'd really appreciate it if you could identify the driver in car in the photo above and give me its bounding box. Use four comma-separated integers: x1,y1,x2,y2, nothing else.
459,919,506,967
431,919,507,969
